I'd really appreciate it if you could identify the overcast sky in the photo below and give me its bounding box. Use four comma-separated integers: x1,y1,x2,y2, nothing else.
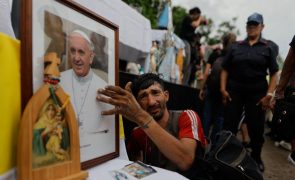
171,0,295,59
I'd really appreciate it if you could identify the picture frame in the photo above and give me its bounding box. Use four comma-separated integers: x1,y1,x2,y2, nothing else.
21,0,119,170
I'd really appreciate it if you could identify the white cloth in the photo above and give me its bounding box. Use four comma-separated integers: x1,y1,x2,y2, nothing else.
0,0,15,38
158,47,176,81
118,139,129,161
60,69,116,162
126,62,140,75
0,168,16,180
88,158,188,180
73,0,152,61
152,30,185,49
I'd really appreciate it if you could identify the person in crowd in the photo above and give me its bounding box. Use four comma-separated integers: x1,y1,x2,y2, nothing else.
60,30,110,139
220,13,279,172
180,7,205,86
272,35,295,165
199,32,236,141
180,7,203,48
97,73,207,179
239,110,251,146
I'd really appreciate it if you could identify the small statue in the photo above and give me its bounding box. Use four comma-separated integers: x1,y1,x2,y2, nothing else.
149,41,159,73
17,52,88,179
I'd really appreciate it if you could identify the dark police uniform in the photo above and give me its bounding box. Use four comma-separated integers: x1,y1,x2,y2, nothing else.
222,37,279,162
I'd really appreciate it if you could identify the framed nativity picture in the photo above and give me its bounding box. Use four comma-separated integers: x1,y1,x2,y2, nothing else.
18,0,119,177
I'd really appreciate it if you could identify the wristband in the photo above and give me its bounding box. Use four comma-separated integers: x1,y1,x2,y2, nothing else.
266,92,274,97
141,116,153,129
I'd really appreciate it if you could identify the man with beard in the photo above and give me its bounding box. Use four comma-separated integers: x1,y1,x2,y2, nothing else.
97,73,207,179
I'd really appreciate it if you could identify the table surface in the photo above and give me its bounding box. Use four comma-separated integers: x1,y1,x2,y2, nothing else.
87,158,188,180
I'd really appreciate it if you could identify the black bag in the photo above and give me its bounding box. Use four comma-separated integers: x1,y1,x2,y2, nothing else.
285,86,295,102
199,131,263,180
271,99,295,141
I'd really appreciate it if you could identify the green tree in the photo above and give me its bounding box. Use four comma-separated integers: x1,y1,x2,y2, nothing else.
172,6,187,35
172,7,240,45
123,1,240,45
201,17,240,45
122,0,161,29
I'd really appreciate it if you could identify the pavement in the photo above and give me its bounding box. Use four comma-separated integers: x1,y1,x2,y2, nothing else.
235,125,295,180
262,135,295,180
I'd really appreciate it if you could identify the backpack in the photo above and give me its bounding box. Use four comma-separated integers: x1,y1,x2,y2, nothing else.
207,57,223,93
198,131,263,180
271,86,295,141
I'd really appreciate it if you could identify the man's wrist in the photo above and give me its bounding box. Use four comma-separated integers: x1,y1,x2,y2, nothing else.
135,110,153,127
140,116,154,129
266,92,274,97
220,89,226,93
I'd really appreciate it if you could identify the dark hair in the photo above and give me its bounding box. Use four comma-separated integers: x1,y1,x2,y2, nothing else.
222,32,237,52
189,7,201,15
131,73,165,98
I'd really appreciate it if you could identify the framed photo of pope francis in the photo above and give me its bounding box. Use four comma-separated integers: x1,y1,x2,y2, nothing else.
21,0,119,170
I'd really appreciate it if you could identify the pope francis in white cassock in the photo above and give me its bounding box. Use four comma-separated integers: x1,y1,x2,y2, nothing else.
60,30,116,162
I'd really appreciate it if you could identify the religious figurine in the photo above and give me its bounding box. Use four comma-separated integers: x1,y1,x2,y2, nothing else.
17,52,88,179
149,41,159,73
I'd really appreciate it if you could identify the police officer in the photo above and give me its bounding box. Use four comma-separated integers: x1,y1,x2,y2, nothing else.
220,13,279,172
